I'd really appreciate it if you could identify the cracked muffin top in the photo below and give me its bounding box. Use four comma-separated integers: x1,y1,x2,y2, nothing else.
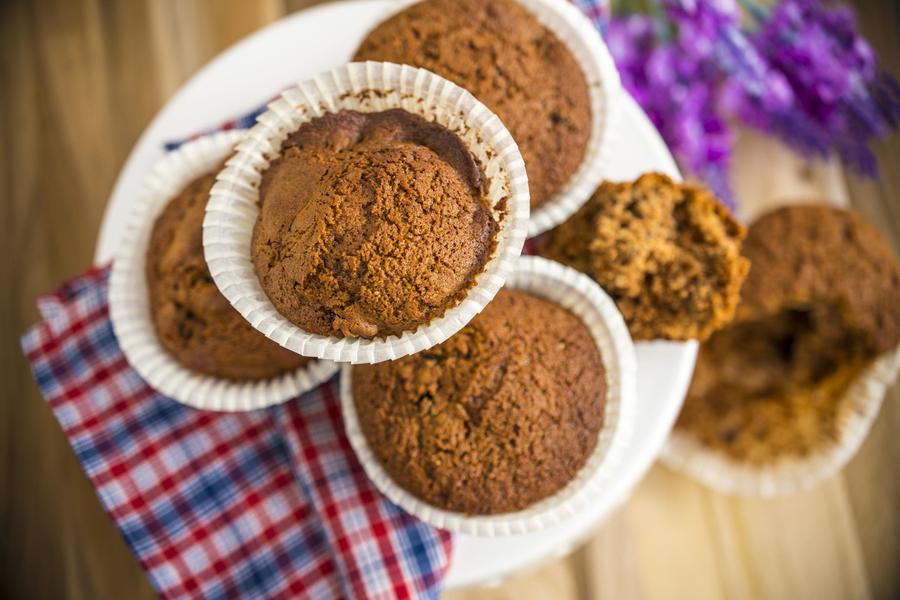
675,204,900,464
539,173,749,341
146,169,310,381
351,288,606,515
353,0,592,209
251,109,499,339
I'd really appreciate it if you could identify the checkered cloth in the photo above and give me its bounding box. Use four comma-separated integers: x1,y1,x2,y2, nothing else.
21,267,451,599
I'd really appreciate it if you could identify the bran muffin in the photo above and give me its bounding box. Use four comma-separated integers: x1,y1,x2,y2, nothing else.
252,109,499,339
146,169,310,381
540,173,749,341
676,205,900,465
351,288,607,515
353,0,592,209
737,205,900,354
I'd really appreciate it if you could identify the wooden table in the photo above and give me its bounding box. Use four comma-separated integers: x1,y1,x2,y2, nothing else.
2,1,898,598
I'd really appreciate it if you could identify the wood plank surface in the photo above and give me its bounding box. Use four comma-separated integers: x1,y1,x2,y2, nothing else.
2,1,898,598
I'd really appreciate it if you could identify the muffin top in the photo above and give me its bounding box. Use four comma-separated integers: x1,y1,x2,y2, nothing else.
354,0,591,209
146,169,309,381
252,109,499,339
352,288,606,515
675,205,900,464
540,173,749,341
739,204,900,354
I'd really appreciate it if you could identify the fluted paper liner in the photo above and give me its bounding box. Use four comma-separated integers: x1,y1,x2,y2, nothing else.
341,256,637,536
661,344,900,497
109,132,338,412
515,0,621,237
204,62,530,364
370,0,622,238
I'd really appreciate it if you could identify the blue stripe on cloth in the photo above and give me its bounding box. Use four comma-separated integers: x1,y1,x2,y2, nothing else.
397,518,443,599
164,105,268,151
571,0,609,32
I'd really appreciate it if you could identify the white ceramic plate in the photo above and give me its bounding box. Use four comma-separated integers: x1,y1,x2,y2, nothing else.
94,0,696,589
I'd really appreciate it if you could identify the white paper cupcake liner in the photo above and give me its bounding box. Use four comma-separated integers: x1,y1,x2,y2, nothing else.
365,0,622,238
108,132,338,412
516,0,621,238
204,62,529,365
661,343,900,497
341,256,637,536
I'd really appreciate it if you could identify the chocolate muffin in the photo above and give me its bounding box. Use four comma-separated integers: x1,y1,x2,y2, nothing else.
252,109,499,339
540,173,749,341
676,205,900,464
352,288,606,515
354,0,592,209
146,169,309,381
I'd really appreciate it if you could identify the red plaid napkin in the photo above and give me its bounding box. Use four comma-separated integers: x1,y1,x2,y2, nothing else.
22,266,451,599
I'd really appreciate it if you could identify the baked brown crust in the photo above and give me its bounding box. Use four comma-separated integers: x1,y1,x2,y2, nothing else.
351,289,606,515
146,169,309,381
353,0,592,209
739,204,900,354
540,173,749,341
251,109,498,339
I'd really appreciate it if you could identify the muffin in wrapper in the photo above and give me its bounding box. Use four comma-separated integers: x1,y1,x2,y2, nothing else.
662,203,900,495
109,132,337,411
341,256,637,536
203,62,530,364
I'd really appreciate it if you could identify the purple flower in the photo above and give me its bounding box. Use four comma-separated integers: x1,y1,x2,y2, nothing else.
606,9,736,204
739,0,900,175
597,0,899,204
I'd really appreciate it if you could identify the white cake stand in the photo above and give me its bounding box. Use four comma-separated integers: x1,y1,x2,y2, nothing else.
94,0,697,590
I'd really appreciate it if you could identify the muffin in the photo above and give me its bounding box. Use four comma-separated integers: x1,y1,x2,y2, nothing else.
540,173,749,341
251,109,499,339
146,169,309,381
737,205,900,354
351,288,606,514
676,205,900,465
354,0,591,209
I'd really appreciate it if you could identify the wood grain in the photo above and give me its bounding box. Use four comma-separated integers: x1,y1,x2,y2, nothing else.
2,0,898,599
